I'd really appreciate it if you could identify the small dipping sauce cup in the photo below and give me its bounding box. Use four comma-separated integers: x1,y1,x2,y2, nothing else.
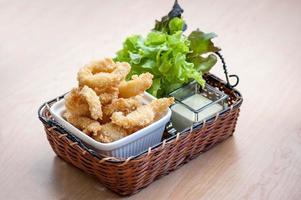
170,81,228,132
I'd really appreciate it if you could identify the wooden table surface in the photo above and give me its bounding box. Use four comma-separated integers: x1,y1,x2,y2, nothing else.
1,0,301,199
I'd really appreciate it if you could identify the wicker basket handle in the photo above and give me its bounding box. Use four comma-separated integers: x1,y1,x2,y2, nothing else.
215,51,239,88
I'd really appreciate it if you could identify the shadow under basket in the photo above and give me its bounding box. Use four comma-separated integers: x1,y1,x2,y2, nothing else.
38,74,243,196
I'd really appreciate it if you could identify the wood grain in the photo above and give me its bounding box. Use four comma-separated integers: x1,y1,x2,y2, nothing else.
0,0,300,199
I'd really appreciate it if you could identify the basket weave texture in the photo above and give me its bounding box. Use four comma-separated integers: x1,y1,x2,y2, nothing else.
38,74,243,196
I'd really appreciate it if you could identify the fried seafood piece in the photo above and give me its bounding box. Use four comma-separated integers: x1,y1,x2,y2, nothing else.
149,97,175,120
91,123,128,143
111,97,174,132
118,72,154,98
64,112,126,142
101,96,143,123
65,88,90,117
65,86,102,120
85,58,116,73
111,106,154,133
63,112,102,136
64,86,103,120
77,61,131,89
104,96,143,115
79,86,102,120
94,87,119,105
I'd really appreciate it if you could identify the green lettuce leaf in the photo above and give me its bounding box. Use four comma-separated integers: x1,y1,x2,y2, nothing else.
188,30,220,55
168,17,185,34
154,0,186,34
115,2,220,97
187,54,218,74
187,29,220,74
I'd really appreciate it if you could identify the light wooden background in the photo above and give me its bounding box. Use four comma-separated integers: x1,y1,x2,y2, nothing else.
0,0,300,199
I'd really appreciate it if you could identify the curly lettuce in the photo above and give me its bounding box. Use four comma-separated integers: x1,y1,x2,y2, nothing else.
115,1,219,97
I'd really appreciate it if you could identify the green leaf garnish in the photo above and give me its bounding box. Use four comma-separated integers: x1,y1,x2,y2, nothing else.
154,0,186,34
188,29,220,55
115,1,220,97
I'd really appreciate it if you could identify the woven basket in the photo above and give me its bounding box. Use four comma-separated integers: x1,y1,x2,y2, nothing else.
38,73,242,196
